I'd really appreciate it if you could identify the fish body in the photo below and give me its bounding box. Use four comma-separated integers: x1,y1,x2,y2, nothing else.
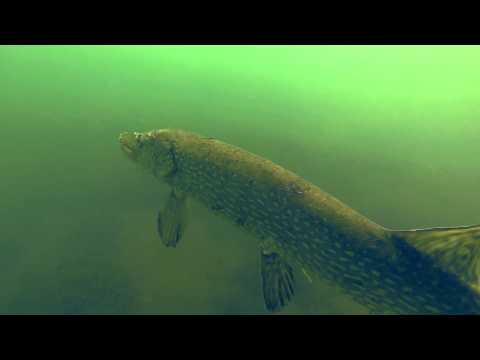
120,129,480,314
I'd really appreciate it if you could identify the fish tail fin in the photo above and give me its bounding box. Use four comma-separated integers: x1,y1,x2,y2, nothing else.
393,225,480,291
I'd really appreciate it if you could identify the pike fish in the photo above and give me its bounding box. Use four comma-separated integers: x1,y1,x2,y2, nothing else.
119,129,480,314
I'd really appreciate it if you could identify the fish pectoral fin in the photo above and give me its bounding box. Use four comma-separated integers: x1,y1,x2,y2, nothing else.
157,188,188,248
260,251,295,313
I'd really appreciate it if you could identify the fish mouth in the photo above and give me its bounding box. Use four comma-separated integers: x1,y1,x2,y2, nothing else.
119,132,137,154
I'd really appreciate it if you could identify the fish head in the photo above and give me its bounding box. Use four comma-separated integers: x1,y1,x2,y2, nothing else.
119,130,176,178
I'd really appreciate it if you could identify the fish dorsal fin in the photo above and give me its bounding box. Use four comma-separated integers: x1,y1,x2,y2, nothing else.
398,225,480,291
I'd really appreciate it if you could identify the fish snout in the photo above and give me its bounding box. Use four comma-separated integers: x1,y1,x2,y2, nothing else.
119,132,138,154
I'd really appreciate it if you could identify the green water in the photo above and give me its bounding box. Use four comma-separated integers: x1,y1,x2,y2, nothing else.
1,45,479,314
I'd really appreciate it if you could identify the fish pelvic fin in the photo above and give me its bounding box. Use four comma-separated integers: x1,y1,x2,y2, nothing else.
260,251,295,313
395,225,480,292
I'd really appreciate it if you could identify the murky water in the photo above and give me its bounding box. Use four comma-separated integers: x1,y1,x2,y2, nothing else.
1,45,479,314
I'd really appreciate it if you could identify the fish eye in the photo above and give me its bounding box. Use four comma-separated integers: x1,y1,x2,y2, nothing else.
133,133,144,148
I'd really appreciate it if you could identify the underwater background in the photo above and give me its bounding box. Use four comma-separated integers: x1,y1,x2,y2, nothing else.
1,45,480,314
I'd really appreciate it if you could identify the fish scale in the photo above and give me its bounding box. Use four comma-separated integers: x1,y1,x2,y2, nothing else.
120,129,480,314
